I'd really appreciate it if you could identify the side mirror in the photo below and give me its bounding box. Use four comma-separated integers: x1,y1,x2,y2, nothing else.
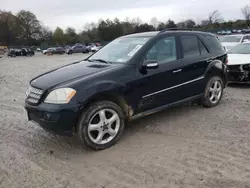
142,60,159,69
243,39,249,43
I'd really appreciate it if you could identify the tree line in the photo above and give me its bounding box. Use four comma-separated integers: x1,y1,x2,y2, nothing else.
1,5,250,47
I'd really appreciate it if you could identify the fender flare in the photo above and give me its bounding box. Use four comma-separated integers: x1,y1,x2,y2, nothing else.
203,59,228,85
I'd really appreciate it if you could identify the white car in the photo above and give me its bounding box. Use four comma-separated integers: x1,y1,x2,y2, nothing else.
219,34,250,51
227,42,250,83
90,45,98,52
42,48,54,54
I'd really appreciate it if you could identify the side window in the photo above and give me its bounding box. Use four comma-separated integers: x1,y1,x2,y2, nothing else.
180,35,200,58
242,36,248,42
198,39,209,54
145,36,177,64
201,35,224,52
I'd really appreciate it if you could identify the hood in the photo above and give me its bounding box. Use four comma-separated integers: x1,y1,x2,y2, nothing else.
227,54,250,65
30,61,118,90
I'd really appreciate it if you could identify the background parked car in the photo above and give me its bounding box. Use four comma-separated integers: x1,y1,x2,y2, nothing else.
45,47,65,55
219,34,250,51
0,46,7,55
66,45,89,54
90,45,98,52
43,48,55,55
8,48,35,57
0,48,5,55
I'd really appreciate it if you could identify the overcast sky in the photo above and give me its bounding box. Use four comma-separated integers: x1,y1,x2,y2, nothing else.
1,0,250,31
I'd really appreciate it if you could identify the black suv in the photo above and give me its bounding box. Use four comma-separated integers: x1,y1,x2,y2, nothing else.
25,29,228,150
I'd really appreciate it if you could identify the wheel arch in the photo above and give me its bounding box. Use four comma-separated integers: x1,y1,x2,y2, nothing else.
81,92,133,119
204,60,228,87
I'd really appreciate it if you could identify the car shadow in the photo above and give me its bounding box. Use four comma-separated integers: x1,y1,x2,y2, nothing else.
123,101,202,138
228,83,250,89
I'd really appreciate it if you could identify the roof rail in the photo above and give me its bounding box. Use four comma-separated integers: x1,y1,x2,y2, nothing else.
158,28,193,34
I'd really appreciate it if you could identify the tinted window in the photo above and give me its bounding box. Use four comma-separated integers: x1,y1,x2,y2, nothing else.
146,36,177,64
199,39,209,54
180,35,200,58
202,35,225,52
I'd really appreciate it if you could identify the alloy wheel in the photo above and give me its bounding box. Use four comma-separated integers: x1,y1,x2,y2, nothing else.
87,109,120,145
208,80,222,104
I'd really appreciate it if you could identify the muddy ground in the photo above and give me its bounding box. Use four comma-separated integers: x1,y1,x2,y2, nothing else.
0,54,250,188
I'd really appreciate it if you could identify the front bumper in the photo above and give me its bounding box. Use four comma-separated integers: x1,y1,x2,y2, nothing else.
25,102,82,136
228,64,250,83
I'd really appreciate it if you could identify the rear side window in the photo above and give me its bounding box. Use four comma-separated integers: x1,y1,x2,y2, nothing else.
180,35,200,58
201,35,224,52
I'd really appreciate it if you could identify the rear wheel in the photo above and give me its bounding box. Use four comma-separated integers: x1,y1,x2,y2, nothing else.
77,101,125,150
202,76,224,107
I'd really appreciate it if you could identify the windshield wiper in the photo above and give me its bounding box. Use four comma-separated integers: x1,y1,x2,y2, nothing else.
87,59,111,64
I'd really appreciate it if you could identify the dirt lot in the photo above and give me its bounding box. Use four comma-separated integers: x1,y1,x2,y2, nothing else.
0,54,250,188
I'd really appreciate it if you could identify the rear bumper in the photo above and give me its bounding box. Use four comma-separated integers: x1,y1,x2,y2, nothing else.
25,102,82,136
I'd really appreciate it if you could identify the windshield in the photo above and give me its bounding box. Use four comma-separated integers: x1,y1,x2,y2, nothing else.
88,37,150,63
228,43,250,54
219,35,242,43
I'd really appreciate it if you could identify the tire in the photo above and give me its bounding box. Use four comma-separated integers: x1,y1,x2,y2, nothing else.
77,101,125,150
202,76,224,108
67,51,73,55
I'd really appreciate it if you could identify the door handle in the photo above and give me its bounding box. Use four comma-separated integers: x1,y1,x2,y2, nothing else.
173,69,182,73
206,59,213,63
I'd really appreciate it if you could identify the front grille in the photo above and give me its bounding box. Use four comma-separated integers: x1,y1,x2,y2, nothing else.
26,86,43,104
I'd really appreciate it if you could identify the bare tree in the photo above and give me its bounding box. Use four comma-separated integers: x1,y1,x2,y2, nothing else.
241,5,250,25
83,22,97,31
150,17,159,28
208,10,221,24
131,17,142,26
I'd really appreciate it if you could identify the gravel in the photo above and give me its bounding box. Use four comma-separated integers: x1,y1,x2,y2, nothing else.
0,53,250,188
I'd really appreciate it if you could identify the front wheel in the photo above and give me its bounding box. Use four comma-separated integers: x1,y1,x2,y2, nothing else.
77,101,125,150
202,76,224,107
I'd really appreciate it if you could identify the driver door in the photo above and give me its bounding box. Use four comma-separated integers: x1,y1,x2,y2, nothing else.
135,36,184,112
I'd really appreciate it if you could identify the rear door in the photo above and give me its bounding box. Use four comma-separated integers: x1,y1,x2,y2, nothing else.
177,34,210,99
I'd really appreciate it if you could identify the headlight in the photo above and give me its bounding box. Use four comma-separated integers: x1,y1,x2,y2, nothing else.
44,88,76,104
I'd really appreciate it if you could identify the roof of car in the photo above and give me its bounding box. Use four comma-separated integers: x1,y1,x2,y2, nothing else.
121,30,215,38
